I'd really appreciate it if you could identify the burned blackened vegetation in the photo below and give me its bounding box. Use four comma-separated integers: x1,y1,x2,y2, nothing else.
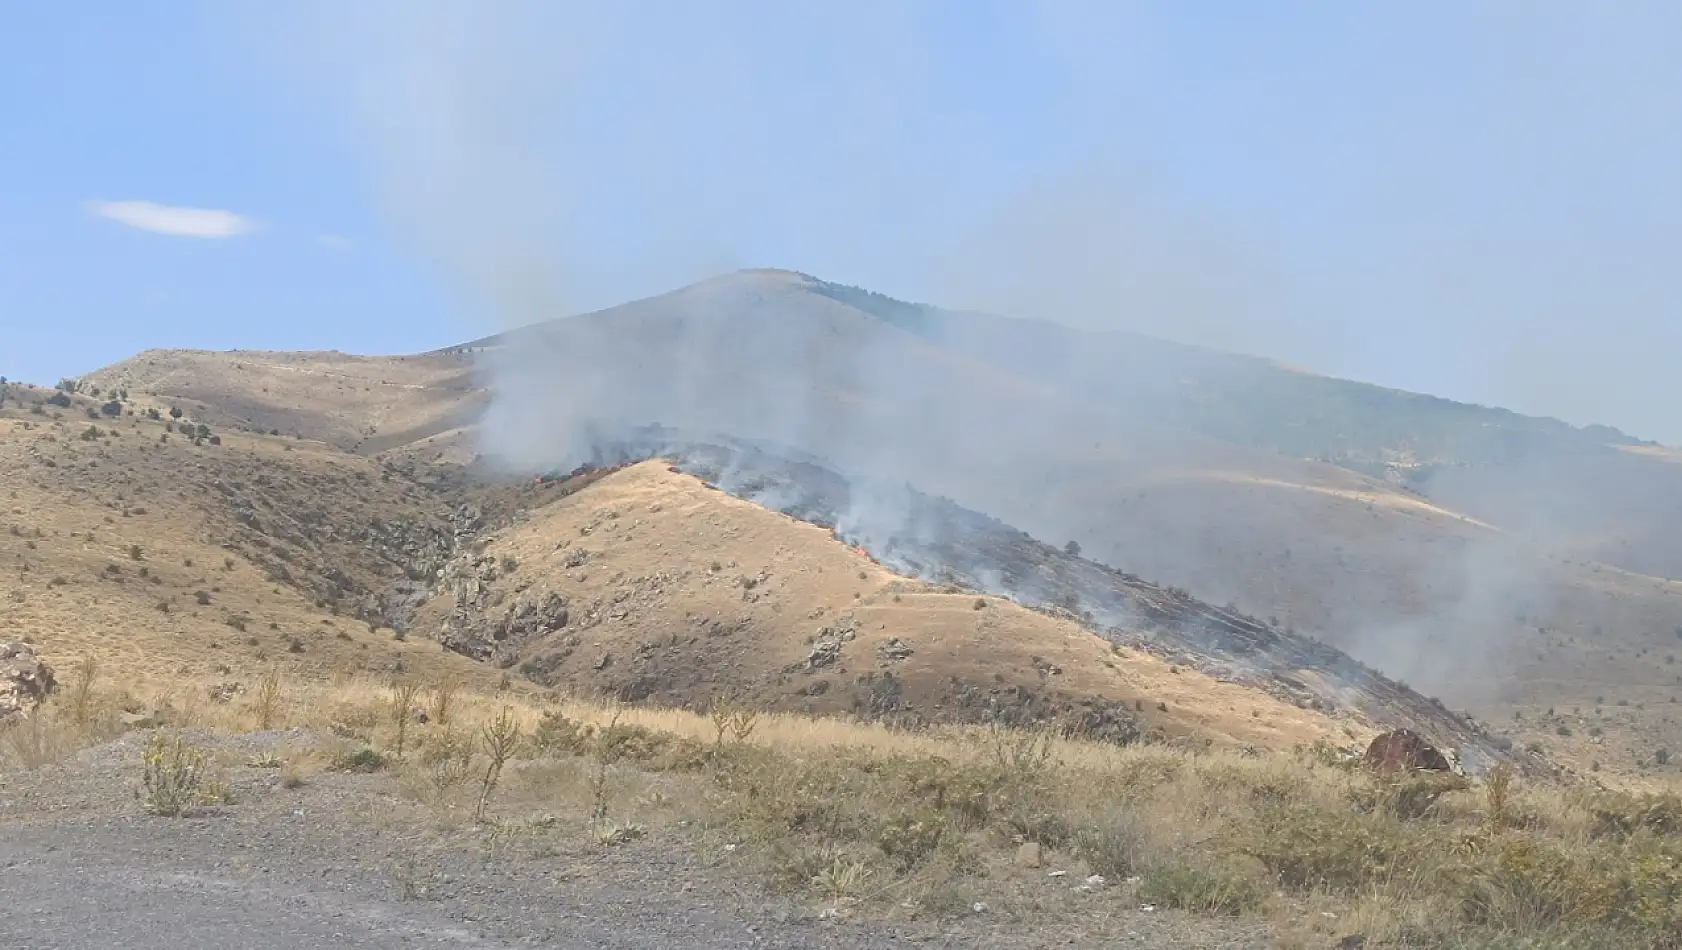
517,428,1527,771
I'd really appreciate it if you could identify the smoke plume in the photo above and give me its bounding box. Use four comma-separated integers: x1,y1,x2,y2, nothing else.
250,2,1682,711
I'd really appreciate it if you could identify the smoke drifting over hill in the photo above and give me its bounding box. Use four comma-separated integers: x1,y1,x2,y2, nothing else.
259,2,1682,710
267,1,1681,436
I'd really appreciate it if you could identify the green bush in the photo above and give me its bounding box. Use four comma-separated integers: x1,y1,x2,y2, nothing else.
874,811,950,871
332,747,387,773
1138,864,1263,915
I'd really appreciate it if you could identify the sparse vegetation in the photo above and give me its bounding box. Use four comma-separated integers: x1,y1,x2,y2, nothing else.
420,726,475,799
0,632,1678,948
252,668,284,730
331,746,387,773
474,705,521,822
66,654,99,726
8,339,1682,947
428,681,458,728
388,679,422,757
708,693,760,748
137,733,229,817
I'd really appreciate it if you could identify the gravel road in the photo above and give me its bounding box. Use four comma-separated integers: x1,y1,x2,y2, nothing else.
0,731,1270,949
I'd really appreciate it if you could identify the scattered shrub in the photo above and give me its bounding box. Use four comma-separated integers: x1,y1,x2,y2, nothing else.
1229,803,1414,894
874,811,950,871
137,733,229,816
532,710,595,755
1137,864,1263,915
595,722,670,763
332,747,387,773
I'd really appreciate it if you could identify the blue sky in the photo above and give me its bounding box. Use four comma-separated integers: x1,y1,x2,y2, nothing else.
2,2,1678,440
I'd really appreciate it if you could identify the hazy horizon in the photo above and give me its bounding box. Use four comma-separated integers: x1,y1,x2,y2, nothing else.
15,261,1669,447
3,2,1678,442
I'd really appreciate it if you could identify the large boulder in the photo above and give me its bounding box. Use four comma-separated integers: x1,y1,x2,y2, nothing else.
1363,728,1451,773
0,642,57,722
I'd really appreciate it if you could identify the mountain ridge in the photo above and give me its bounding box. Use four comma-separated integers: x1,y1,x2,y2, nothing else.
58,270,1682,774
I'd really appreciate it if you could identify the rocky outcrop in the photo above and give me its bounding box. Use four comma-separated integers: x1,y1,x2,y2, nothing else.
437,551,571,663
0,642,56,721
1363,728,1452,773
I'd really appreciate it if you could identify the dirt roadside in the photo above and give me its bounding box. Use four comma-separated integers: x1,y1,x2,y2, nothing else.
0,731,1269,950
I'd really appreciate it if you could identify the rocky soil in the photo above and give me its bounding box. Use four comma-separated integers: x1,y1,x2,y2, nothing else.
0,732,1270,949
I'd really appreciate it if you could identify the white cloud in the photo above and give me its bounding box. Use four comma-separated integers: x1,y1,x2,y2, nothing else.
317,233,352,252
86,200,260,238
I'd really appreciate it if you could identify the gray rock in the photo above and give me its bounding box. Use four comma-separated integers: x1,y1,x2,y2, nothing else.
878,638,913,661
0,641,55,722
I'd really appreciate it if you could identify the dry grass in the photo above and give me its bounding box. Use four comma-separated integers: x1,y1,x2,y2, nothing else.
411,461,1357,750
19,315,1682,782
9,671,1681,947
9,382,1682,787
78,348,481,454
0,401,509,692
9,378,1682,944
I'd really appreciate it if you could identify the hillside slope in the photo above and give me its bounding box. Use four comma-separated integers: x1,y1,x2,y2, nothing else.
411,458,1366,752
0,383,1362,757
44,269,1682,772
80,348,484,457
465,270,1682,709
0,383,502,691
